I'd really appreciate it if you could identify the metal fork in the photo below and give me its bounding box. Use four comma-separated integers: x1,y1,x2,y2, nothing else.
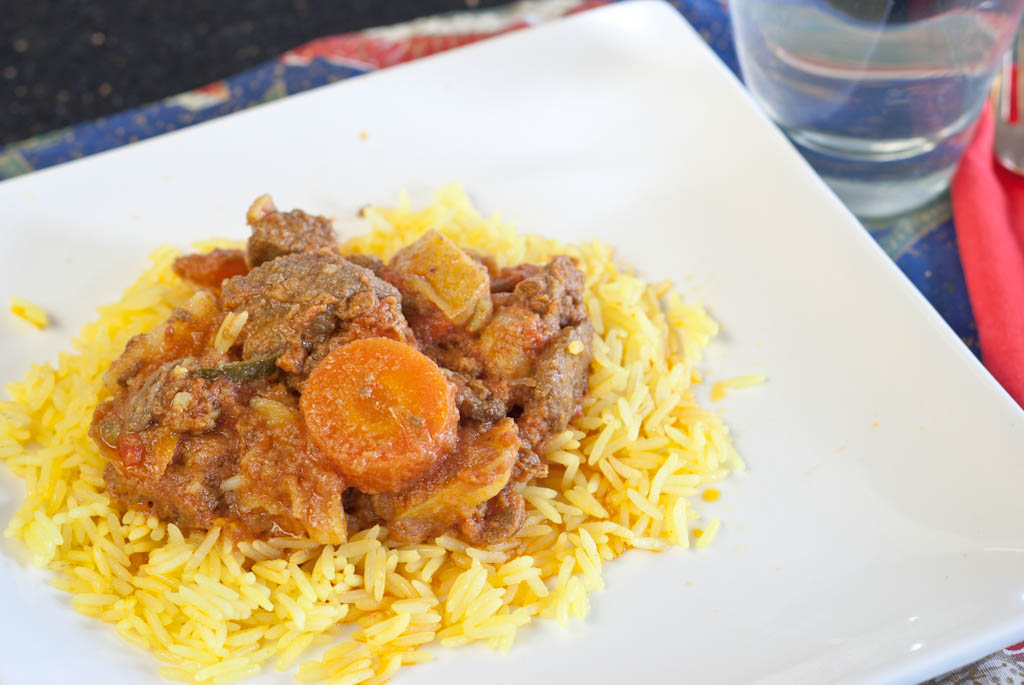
995,21,1024,174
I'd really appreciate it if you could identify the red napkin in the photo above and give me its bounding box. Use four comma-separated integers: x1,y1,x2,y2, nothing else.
950,103,1024,407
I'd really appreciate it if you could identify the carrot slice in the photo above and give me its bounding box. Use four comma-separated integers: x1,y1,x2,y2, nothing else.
301,337,458,494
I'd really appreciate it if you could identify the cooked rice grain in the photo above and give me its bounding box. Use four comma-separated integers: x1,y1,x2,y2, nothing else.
711,374,767,402
1,184,743,683
9,295,49,329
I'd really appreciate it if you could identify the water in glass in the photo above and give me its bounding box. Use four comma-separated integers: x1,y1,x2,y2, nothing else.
731,0,1024,217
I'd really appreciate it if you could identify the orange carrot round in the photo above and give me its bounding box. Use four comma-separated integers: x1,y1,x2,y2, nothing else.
301,337,458,494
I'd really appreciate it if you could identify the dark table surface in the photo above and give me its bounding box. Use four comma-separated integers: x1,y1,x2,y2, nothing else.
1,0,509,146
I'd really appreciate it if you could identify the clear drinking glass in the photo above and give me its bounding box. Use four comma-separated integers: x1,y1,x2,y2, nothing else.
731,0,1024,218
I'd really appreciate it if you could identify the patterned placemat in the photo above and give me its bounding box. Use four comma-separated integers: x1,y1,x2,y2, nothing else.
0,1,1014,681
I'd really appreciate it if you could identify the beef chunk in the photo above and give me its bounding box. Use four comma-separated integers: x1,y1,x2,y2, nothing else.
245,194,339,267
121,359,222,434
507,255,587,327
518,321,594,452
458,483,528,547
443,369,508,423
343,253,385,275
221,252,412,381
489,263,541,293
103,432,237,532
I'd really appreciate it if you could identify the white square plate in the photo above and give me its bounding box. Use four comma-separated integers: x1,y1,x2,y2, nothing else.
2,2,1023,683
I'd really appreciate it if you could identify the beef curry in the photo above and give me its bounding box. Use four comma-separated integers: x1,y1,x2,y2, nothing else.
90,196,593,547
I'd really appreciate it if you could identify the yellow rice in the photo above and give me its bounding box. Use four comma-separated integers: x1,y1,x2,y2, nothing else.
0,184,743,684
710,374,766,402
9,295,49,329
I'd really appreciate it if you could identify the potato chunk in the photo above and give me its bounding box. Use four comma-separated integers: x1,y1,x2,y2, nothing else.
389,230,493,331
373,419,520,542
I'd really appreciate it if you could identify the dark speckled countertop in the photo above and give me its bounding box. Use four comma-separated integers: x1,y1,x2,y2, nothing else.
1,0,509,146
